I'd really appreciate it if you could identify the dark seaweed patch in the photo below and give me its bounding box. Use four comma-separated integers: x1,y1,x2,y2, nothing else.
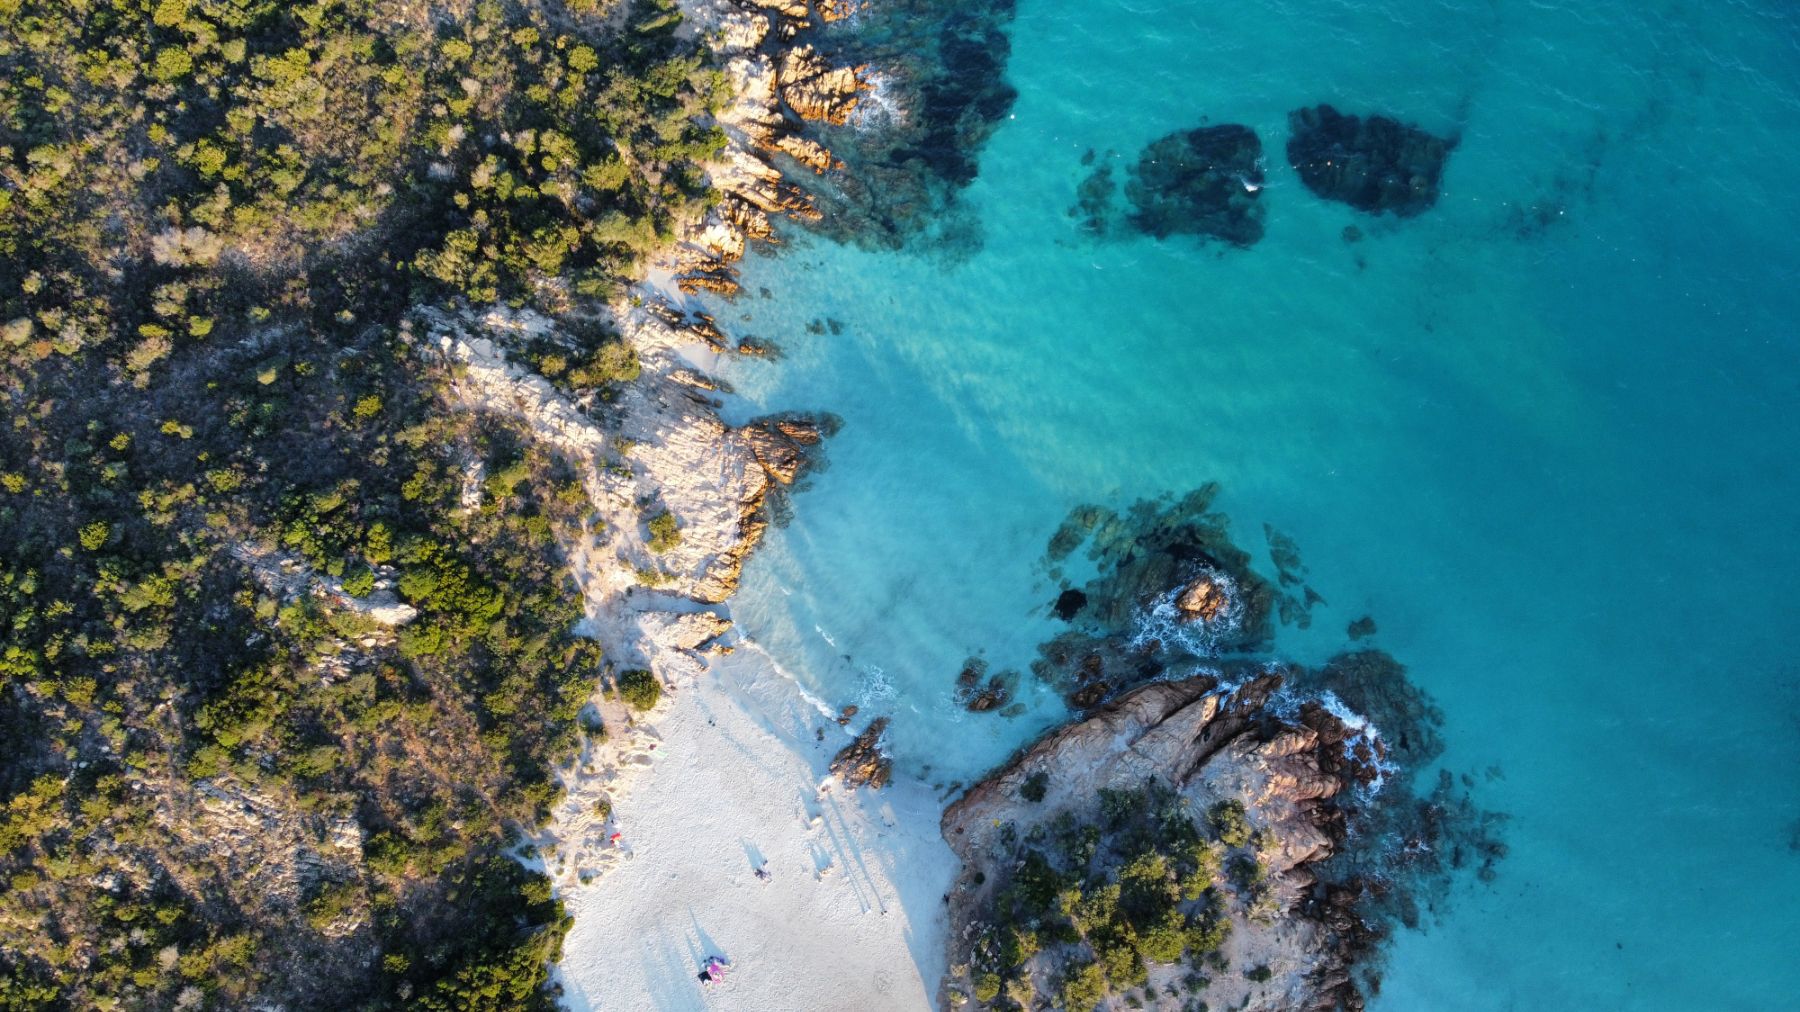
1125,124,1266,246
1052,587,1087,621
890,12,1019,187
1286,104,1454,217
792,0,1019,253
1069,158,1116,236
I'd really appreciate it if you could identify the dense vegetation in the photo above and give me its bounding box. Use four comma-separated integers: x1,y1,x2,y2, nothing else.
959,782,1274,1012
0,0,725,1007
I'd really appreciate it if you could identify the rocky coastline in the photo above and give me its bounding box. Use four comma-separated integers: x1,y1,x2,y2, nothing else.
444,4,1496,1009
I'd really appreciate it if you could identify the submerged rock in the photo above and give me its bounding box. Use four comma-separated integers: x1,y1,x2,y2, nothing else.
1051,587,1087,621
954,657,1014,712
1126,124,1267,246
1286,104,1454,217
1067,151,1117,236
781,0,1020,252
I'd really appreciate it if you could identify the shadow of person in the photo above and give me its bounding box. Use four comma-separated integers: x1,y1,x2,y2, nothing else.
688,907,727,966
739,837,766,871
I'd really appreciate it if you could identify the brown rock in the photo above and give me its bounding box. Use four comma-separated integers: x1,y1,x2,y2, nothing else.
1176,571,1229,621
830,717,891,789
778,46,867,125
774,134,841,174
741,413,828,484
675,269,741,296
746,0,810,18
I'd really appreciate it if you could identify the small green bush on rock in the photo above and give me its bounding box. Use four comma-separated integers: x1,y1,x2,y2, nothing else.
1020,769,1049,803
646,511,681,553
1208,800,1252,848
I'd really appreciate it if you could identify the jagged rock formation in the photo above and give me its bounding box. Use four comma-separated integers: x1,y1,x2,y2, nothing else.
954,657,1015,713
779,45,869,124
830,717,893,789
741,412,837,485
658,0,874,294
942,672,1381,1011
1286,104,1455,217
1175,572,1230,622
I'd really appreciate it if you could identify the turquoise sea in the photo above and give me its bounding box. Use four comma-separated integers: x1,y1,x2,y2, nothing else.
708,0,1800,1006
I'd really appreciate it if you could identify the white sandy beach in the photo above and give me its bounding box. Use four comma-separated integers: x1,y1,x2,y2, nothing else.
552,644,954,1012
439,302,958,1011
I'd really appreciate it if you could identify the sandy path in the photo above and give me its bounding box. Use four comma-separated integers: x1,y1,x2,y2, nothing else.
553,645,953,1012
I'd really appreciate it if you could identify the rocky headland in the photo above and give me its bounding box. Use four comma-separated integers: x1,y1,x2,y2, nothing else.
936,491,1505,1010
941,671,1381,1011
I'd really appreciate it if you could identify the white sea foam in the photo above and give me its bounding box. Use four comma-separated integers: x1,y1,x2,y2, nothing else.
1127,570,1247,657
1317,690,1398,795
850,70,906,131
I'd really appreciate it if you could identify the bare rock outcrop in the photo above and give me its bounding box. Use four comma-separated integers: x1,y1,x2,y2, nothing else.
830,717,892,789
778,45,868,125
741,412,834,484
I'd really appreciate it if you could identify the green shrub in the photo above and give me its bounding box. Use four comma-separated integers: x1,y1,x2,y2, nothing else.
78,521,111,551
617,670,661,712
1020,769,1049,803
972,972,1001,1003
646,511,681,553
340,566,376,598
1208,800,1252,848
1060,960,1107,1012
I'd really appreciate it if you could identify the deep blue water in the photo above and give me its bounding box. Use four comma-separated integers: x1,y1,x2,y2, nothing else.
708,0,1800,1006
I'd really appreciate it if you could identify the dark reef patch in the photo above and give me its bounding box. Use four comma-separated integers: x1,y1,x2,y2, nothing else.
1051,587,1087,621
1125,124,1267,246
1068,154,1116,236
889,9,1019,188
1287,104,1455,217
789,0,1019,255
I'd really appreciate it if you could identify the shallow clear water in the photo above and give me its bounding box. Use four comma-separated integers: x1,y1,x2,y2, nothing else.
707,0,1800,1006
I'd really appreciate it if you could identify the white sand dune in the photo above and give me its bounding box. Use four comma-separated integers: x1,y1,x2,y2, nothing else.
553,647,953,1012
